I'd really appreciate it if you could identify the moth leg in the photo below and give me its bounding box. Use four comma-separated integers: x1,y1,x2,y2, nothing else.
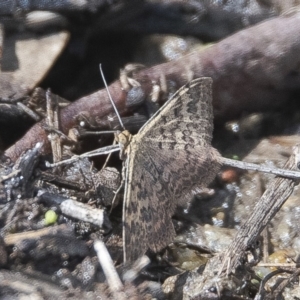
101,138,118,171
110,130,132,211
110,161,126,212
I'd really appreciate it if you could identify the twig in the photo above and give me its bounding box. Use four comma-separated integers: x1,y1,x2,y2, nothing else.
4,224,73,245
94,240,126,300
46,89,62,163
45,144,120,167
220,156,300,179
17,102,41,121
60,199,111,230
122,255,150,282
219,145,300,275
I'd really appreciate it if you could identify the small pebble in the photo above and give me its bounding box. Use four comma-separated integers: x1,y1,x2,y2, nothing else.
220,168,240,183
44,210,58,225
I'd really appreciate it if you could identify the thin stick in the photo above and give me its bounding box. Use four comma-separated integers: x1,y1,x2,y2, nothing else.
220,156,300,179
4,224,72,245
122,255,150,282
46,89,62,163
94,240,126,300
1,169,21,182
78,130,118,137
258,263,298,268
219,146,300,275
45,144,120,168
101,138,117,171
60,199,110,229
17,102,40,121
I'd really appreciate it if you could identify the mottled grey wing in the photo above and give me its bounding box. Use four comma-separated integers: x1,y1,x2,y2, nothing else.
123,145,176,262
123,78,221,262
138,77,214,147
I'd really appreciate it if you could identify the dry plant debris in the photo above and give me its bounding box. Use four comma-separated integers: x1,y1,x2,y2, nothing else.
2,2,300,299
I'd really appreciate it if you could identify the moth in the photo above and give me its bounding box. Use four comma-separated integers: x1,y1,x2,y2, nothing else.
46,76,300,262
118,78,221,262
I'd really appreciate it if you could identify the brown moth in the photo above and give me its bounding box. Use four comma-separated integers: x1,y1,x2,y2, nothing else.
118,78,221,262
45,73,300,262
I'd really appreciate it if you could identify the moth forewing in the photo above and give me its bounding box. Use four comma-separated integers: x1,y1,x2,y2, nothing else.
121,77,220,262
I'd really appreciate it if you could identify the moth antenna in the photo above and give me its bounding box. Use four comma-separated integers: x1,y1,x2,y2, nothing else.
99,64,125,130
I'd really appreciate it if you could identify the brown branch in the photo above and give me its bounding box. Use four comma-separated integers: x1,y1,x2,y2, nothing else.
5,81,128,160
5,12,300,161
